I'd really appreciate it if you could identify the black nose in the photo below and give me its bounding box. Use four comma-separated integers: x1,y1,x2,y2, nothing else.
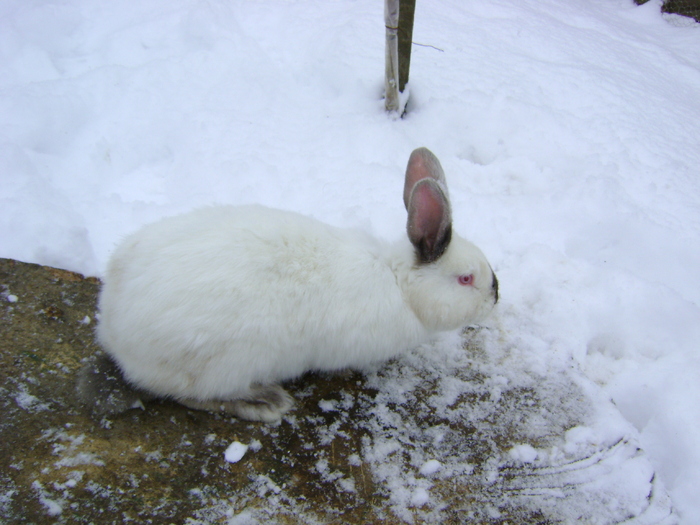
492,272,499,303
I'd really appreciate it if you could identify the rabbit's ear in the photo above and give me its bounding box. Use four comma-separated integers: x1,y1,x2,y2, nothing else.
407,179,453,264
405,148,453,263
403,147,448,210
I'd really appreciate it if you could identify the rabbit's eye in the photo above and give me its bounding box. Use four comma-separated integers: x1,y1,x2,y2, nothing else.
458,274,474,286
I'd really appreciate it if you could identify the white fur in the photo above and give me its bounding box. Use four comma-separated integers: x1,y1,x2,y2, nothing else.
96,150,497,420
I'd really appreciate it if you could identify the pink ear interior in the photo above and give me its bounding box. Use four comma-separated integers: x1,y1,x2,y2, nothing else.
407,179,452,263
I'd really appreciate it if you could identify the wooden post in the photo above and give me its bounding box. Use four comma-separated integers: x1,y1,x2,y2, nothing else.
385,0,416,115
398,0,416,93
384,0,400,113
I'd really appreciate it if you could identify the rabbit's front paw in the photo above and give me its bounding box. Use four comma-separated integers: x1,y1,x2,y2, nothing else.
180,384,294,423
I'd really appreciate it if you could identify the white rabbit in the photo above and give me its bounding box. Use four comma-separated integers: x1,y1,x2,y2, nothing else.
92,147,498,422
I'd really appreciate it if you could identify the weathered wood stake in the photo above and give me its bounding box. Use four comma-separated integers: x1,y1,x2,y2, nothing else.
385,0,417,115
384,0,400,113
398,0,416,93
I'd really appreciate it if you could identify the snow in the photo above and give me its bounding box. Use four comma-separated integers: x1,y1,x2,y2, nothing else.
508,444,539,464
1,0,699,522
418,459,442,476
318,400,338,412
14,384,50,412
32,481,63,516
410,487,430,508
223,442,248,464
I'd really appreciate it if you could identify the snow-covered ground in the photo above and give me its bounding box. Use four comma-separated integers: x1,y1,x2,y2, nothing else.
1,0,699,522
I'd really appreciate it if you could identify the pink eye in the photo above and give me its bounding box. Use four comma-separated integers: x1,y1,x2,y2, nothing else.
458,274,474,286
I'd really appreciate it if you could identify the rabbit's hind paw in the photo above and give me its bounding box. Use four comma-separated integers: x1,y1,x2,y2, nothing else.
180,384,294,423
